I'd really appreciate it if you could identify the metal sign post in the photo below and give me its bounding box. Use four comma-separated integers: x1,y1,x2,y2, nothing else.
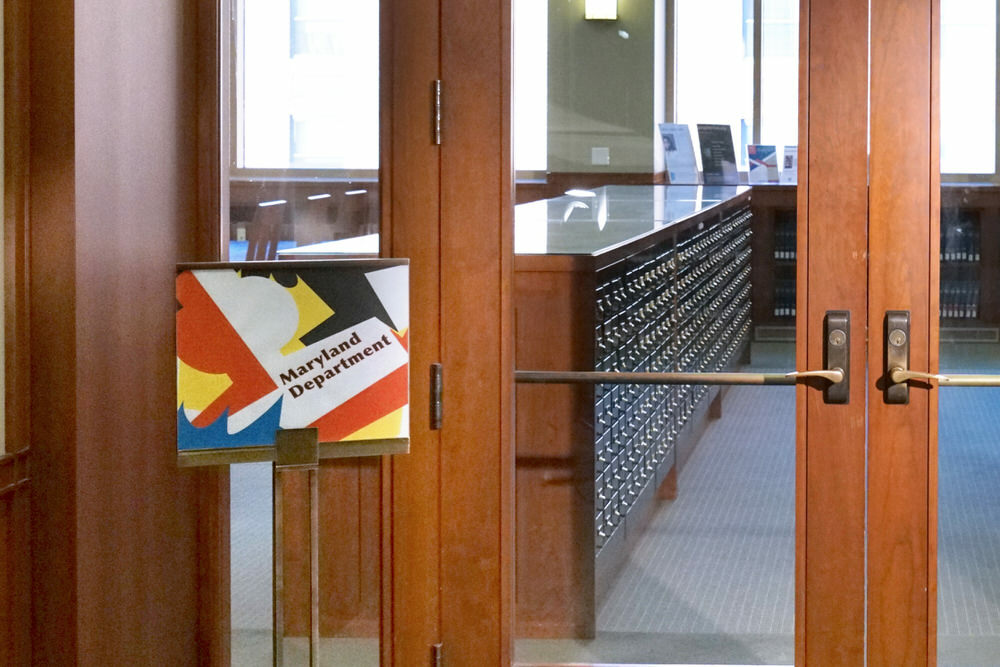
273,428,320,667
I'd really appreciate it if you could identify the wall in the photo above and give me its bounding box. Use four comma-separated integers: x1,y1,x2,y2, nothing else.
28,1,216,663
547,0,666,173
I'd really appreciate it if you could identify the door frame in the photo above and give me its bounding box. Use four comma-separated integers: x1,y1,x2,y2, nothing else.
409,0,942,662
187,0,942,663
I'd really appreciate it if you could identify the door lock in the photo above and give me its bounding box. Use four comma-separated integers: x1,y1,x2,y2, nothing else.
823,310,850,404
885,309,1000,389
885,310,910,404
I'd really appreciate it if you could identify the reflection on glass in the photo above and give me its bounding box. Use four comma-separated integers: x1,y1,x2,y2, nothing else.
231,463,275,665
228,0,380,262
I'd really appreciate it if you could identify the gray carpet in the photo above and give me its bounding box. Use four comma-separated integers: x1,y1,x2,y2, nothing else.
940,344,1000,667
517,342,1000,666
517,343,796,665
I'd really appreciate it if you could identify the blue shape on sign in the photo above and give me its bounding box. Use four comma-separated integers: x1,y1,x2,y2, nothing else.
177,396,284,450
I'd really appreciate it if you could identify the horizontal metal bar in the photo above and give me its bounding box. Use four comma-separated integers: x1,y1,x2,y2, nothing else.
515,370,796,386
890,368,1000,387
937,375,1000,387
176,438,409,467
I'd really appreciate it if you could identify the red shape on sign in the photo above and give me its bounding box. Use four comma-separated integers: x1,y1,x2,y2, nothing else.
309,364,408,442
176,272,278,427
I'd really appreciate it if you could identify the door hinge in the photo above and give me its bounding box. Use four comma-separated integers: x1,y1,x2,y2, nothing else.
430,363,443,430
432,642,443,667
433,80,443,145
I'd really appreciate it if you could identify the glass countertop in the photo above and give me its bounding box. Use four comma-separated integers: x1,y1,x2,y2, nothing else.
514,185,750,255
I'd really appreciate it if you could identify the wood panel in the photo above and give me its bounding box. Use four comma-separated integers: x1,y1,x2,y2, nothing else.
798,0,870,663
514,268,596,637
382,0,444,662
439,0,514,661
867,0,936,663
191,2,231,663
0,453,29,666
27,1,215,663
27,1,80,661
3,0,32,660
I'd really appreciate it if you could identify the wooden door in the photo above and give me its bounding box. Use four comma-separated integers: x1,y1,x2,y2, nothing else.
797,0,870,662
867,0,938,664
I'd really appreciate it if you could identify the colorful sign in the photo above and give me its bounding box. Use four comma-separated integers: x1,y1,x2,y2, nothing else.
176,260,409,453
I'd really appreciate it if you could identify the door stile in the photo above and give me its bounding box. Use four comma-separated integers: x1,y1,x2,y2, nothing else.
383,0,444,663
928,1,941,662
798,0,870,663
867,0,937,663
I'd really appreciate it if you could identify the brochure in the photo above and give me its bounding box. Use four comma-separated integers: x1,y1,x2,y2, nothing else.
696,124,739,185
657,123,699,184
780,146,798,184
747,144,779,183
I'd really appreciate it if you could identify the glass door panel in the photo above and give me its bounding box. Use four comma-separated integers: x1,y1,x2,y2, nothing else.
939,4,1000,663
227,0,380,261
224,1,383,664
513,1,800,663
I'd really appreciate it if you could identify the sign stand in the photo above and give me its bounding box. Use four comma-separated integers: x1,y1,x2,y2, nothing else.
176,260,411,664
272,428,320,667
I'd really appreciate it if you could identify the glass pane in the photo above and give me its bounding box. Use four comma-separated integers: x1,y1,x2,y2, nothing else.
511,4,798,657
227,0,380,262
941,1,995,175
675,0,754,171
938,2,1000,663
514,188,796,664
760,0,799,150
226,2,382,664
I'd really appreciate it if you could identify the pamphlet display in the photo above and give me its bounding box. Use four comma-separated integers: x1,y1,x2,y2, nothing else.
176,259,409,460
780,146,798,184
747,144,779,183
658,123,699,184
697,124,739,185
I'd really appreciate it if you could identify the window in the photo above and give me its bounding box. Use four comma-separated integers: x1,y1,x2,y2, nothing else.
759,0,799,150
940,0,996,176
227,0,381,261
512,0,799,180
674,0,755,168
235,0,378,171
514,0,548,173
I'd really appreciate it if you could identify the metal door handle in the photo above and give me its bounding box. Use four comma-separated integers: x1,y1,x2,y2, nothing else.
517,310,850,404
890,367,1000,387
787,368,845,383
884,311,1000,404
515,368,842,386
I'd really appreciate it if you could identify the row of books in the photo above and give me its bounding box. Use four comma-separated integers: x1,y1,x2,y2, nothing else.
773,225,797,260
774,281,797,318
771,281,982,320
941,223,981,263
940,280,981,319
